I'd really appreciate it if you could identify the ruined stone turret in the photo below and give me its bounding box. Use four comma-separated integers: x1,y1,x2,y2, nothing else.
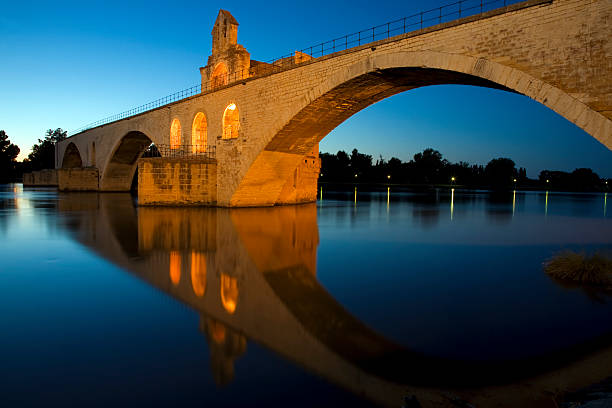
200,10,250,91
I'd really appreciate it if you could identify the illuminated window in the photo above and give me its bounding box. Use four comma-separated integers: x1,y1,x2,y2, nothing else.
222,103,239,140
211,62,228,89
191,251,207,297
170,251,181,286
220,274,238,314
170,118,181,150
191,112,207,153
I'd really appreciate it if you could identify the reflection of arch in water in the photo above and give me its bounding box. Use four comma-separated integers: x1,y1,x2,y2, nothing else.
220,274,238,314
170,251,181,286
61,142,83,168
200,317,247,386
191,251,207,297
61,200,612,407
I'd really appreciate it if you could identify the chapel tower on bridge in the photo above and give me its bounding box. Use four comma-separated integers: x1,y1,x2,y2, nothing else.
200,10,251,90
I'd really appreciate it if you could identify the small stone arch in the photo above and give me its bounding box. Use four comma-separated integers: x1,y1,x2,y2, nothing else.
61,142,83,168
222,103,239,140
211,62,229,89
192,112,208,153
170,118,181,150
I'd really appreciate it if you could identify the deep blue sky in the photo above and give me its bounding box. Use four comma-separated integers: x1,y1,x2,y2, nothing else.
1,0,610,177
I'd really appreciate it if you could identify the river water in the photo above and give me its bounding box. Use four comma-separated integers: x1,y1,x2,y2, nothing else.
0,184,611,407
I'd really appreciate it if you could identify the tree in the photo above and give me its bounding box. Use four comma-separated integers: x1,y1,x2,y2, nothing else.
570,168,600,191
0,130,20,182
412,148,446,184
349,148,372,179
28,128,67,171
485,157,517,188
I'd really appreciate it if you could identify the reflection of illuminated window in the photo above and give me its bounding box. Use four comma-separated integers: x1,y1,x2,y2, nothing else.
220,274,238,314
170,118,181,150
170,251,181,286
211,62,228,89
222,103,239,140
191,251,207,297
191,112,207,153
208,318,227,344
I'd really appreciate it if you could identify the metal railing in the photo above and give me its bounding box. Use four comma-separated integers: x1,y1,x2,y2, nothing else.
70,0,520,136
141,144,216,161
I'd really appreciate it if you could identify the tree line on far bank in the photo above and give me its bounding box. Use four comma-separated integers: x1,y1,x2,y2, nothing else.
1,129,610,192
320,148,610,191
0,129,67,182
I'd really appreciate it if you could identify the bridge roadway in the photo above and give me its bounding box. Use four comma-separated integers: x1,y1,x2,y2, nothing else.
54,0,612,207
52,192,612,408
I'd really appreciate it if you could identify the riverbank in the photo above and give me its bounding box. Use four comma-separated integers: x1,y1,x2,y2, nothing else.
318,181,611,193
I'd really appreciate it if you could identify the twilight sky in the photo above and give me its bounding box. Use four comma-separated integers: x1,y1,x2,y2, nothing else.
1,0,610,177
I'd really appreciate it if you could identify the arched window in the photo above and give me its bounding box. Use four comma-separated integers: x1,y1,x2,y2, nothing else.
191,251,207,297
222,103,239,140
220,274,238,314
170,118,181,150
211,62,228,89
191,112,207,153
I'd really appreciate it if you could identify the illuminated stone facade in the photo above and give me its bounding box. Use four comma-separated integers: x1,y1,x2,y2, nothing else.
137,158,217,205
57,0,611,206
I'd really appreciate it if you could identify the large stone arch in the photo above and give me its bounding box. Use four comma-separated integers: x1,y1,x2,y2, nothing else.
100,130,153,191
230,51,612,206
61,142,84,169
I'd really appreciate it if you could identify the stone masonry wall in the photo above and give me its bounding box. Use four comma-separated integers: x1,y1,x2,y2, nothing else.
23,170,59,186
57,168,99,191
138,158,217,206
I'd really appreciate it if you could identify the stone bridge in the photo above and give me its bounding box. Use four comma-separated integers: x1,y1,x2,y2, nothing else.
55,0,611,207
55,193,612,408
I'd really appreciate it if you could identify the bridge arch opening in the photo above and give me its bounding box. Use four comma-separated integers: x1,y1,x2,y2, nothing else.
211,62,228,89
222,103,239,140
61,142,83,168
192,112,207,153
100,130,153,191
230,51,611,206
170,118,182,149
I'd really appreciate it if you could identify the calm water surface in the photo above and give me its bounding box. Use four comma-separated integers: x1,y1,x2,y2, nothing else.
1,184,611,407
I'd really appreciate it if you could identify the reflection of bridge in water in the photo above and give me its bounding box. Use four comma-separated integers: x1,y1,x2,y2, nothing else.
58,193,612,407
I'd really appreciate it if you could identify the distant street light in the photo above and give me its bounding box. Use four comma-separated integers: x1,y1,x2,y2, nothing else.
387,175,391,180
354,174,358,178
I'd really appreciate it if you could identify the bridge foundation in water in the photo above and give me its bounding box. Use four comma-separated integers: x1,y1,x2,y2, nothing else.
137,158,218,206
57,168,99,192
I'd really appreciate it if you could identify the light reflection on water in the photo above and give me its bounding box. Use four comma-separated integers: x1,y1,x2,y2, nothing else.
0,184,611,408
